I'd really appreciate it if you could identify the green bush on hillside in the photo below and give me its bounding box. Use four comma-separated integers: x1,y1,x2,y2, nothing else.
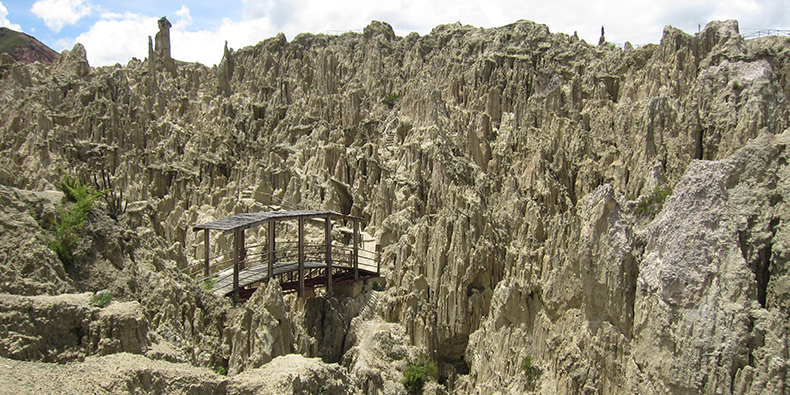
635,186,672,217
50,174,103,269
90,290,113,308
402,354,437,394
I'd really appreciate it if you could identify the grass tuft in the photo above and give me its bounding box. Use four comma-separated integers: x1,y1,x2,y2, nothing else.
90,291,113,308
635,186,672,217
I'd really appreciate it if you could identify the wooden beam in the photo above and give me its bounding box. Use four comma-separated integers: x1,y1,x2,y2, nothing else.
239,229,246,271
268,219,274,279
353,218,359,281
376,244,382,276
233,229,240,302
325,214,333,293
298,216,305,297
203,228,210,278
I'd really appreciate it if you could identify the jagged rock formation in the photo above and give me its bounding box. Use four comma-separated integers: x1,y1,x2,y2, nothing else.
0,186,72,295
152,16,176,75
0,353,358,394
0,17,788,393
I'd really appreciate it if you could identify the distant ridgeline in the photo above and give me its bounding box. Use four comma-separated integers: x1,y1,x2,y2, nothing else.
0,27,59,64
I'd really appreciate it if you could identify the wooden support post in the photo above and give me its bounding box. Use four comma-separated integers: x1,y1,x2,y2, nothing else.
203,229,210,278
233,229,240,302
325,214,333,293
268,220,275,279
353,218,359,280
298,217,305,297
239,229,246,271
376,244,382,276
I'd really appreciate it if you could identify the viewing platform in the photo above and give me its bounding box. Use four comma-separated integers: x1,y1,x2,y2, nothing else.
187,210,379,300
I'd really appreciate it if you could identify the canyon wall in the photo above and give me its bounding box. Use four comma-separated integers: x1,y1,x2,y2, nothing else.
0,18,788,393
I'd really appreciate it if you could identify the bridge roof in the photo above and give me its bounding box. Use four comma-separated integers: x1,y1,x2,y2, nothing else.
193,210,361,233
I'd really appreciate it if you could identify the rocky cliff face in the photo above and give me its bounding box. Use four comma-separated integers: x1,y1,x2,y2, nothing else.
0,17,789,394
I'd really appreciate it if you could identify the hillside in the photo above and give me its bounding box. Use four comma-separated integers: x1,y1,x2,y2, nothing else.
0,18,788,394
0,27,59,64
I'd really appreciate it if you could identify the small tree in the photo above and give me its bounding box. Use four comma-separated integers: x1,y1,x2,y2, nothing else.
51,174,103,269
402,354,437,394
91,166,127,220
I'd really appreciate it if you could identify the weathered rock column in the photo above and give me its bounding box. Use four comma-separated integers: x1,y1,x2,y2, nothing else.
154,17,175,75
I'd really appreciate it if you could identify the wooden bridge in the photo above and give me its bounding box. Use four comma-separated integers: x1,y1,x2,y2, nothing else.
188,210,379,300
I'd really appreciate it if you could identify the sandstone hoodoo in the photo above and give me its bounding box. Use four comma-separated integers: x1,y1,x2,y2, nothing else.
0,16,788,394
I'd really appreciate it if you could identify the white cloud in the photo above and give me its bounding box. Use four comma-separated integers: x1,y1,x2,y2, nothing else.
65,0,790,67
173,5,191,29
73,10,277,67
233,0,790,47
0,2,21,31
74,12,158,66
171,17,277,66
31,0,92,33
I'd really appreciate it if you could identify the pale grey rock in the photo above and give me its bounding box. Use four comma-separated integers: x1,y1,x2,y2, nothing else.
226,280,292,374
631,130,790,394
226,354,359,395
54,43,90,78
0,293,150,362
0,185,73,296
0,16,788,394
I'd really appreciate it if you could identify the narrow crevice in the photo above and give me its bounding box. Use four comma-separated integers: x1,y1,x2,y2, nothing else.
743,218,778,309
696,126,705,160
738,230,749,262
756,242,771,308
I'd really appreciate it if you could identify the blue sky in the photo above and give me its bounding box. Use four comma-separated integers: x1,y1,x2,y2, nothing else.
1,0,788,67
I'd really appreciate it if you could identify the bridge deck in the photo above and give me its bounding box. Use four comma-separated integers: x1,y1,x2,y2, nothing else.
191,209,378,299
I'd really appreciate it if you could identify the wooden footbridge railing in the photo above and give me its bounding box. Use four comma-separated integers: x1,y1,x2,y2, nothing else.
186,210,379,301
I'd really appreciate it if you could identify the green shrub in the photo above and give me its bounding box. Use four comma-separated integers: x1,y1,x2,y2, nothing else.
91,291,113,308
372,281,383,292
51,175,103,269
635,186,672,217
202,275,216,291
402,364,427,393
402,355,437,394
520,355,540,389
382,93,400,106
732,80,740,90
521,355,532,371
214,366,227,376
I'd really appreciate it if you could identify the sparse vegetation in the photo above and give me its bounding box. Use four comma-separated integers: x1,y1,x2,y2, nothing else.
402,354,437,394
0,28,27,59
732,80,740,90
90,290,113,308
520,355,541,389
202,275,217,291
520,355,532,371
635,186,673,217
50,174,103,269
372,281,383,291
382,92,400,106
90,166,127,220
214,366,227,376
231,293,240,307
